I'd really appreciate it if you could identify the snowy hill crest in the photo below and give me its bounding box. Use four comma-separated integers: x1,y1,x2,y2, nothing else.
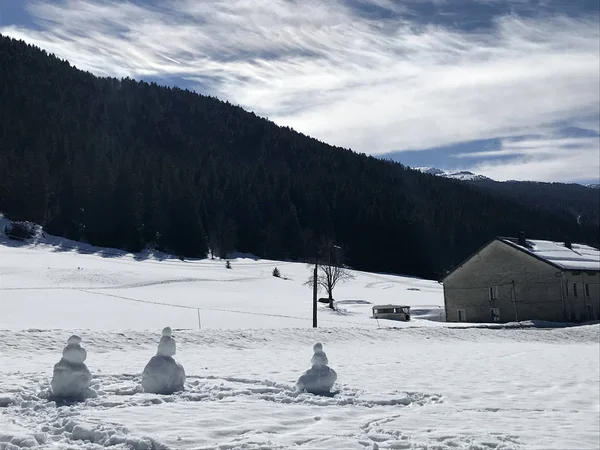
414,167,600,187
414,167,491,182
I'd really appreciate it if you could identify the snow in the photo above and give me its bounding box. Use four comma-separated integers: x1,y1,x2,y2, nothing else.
503,238,600,271
414,167,446,176
413,167,491,181
49,335,95,402
141,328,186,395
0,215,444,331
1,216,599,449
296,343,337,395
414,167,600,188
1,327,598,449
141,355,186,395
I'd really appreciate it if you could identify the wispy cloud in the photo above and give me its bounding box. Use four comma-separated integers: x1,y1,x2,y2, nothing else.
1,0,599,181
453,137,600,159
451,135,600,182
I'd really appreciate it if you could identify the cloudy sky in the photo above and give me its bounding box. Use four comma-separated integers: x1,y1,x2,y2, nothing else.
1,0,599,183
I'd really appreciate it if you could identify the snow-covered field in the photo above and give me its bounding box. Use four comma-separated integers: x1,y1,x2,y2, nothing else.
1,219,599,449
0,217,443,331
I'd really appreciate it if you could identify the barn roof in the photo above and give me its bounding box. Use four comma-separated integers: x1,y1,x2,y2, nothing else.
500,238,600,271
442,237,600,281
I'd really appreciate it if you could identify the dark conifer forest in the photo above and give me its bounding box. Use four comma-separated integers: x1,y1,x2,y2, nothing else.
1,35,598,278
463,179,600,227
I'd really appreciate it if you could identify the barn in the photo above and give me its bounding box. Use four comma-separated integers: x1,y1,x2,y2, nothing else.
443,233,600,323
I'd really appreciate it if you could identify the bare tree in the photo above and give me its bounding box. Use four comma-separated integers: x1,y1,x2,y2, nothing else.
305,238,354,310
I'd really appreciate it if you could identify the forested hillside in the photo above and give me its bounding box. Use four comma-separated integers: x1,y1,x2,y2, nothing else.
1,35,597,278
415,168,599,227
466,180,600,227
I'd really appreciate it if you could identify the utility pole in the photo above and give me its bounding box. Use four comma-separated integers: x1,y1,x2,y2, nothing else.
511,280,519,322
312,254,318,328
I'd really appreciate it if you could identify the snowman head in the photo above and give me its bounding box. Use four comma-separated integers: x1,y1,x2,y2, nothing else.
313,342,323,352
67,335,82,345
62,335,87,364
157,327,176,357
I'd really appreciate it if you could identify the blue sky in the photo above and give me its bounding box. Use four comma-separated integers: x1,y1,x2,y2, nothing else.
1,0,599,183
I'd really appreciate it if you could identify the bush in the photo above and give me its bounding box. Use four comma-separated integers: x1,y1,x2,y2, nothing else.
225,260,231,269
4,221,37,241
272,267,280,278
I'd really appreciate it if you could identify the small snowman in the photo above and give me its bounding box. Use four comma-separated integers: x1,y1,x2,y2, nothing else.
51,335,94,401
141,327,186,395
311,342,328,366
297,342,338,396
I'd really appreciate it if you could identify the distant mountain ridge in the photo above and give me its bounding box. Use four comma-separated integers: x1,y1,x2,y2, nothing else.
414,167,491,182
414,167,599,188
413,167,600,227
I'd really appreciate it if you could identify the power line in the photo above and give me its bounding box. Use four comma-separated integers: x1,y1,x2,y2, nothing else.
77,289,371,326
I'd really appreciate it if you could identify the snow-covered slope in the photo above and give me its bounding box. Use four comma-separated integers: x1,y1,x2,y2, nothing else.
414,166,491,181
0,215,444,330
0,325,598,449
1,215,598,450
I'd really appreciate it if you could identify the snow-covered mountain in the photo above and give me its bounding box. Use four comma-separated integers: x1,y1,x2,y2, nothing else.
414,167,491,181
414,167,600,188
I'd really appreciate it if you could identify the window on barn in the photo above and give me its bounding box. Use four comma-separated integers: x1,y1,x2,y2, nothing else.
490,308,500,322
489,286,498,301
457,309,466,322
585,283,590,297
564,281,569,297
573,283,578,297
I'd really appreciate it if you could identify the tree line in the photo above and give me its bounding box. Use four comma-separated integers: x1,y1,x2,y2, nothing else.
0,35,597,279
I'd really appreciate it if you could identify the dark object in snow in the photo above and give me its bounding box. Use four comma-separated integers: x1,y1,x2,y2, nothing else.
142,327,186,395
372,305,411,321
318,297,333,304
308,389,340,397
225,260,232,269
297,343,337,395
272,267,280,277
4,221,37,241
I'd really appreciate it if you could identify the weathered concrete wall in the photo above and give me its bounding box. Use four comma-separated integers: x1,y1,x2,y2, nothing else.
443,240,565,323
563,271,600,322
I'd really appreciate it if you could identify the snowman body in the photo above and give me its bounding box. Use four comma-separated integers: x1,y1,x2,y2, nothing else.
142,327,185,394
297,343,337,395
51,335,93,401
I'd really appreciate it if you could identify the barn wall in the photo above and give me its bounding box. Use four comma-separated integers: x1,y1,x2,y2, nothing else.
443,240,565,323
563,271,600,322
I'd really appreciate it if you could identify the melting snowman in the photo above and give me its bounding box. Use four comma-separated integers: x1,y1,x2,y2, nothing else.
297,342,338,396
51,335,95,402
141,327,186,394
